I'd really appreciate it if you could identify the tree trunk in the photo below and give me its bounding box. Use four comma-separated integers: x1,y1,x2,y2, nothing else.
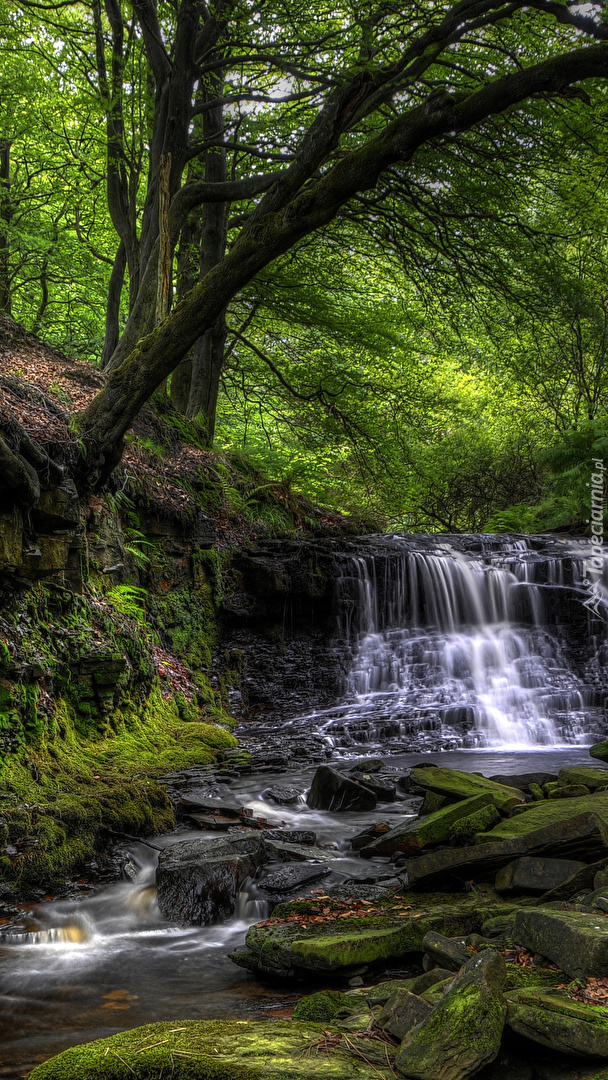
0,141,11,316
100,241,127,369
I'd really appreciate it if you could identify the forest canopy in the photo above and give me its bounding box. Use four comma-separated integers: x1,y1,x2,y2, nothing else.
1,0,608,530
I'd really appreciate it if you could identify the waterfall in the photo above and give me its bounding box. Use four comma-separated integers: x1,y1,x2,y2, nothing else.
325,536,607,752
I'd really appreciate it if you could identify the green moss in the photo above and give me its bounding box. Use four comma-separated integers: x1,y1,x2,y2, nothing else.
28,1019,392,1080
504,964,564,990
293,991,354,1021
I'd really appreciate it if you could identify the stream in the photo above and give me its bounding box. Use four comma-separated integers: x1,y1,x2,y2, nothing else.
1,534,607,1076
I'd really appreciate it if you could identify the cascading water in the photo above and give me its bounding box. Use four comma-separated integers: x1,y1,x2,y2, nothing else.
320,536,608,752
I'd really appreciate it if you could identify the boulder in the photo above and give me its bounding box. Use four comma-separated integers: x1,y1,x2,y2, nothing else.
422,931,469,972
264,839,334,863
260,862,331,894
478,794,608,843
262,787,302,805
514,908,608,979
395,950,507,1080
532,856,608,904
306,765,377,812
590,740,608,764
156,830,266,925
495,857,586,895
351,822,391,851
367,971,453,1006
292,990,353,1021
506,988,608,1057
407,813,608,890
547,783,590,799
409,766,525,813
361,794,494,858
418,790,452,815
376,987,433,1039
349,771,396,801
489,772,557,792
27,1019,392,1080
263,829,317,846
450,804,501,845
558,767,608,791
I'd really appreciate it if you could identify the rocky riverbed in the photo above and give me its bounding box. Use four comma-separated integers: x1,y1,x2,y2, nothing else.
4,747,608,1079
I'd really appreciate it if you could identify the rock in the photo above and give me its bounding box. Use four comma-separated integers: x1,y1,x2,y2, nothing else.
495,857,587,895
376,987,433,1039
411,969,455,995
407,813,608,890
590,740,608,763
409,766,525,813
348,771,396,801
422,931,470,972
292,990,353,1021
450,804,501,845
395,950,507,1080
418,790,451,815
481,913,518,939
306,765,377,812
532,856,608,903
261,786,302,805
514,908,608,979
489,772,557,792
361,794,494,858
367,973,451,1005
156,830,266,925
476,793,608,844
506,988,608,1057
231,899,485,979
503,964,563,991
260,863,332,893
264,839,335,863
558,767,608,791
349,758,386,773
28,1019,390,1080
263,829,317,846
351,822,391,851
547,783,590,799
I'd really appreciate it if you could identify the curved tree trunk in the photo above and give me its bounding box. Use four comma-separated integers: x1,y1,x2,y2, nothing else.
100,241,126,370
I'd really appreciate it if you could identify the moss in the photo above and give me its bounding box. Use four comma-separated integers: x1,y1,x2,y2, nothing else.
293,991,354,1021
410,766,525,813
477,791,608,842
450,804,501,844
28,1019,392,1080
504,964,564,990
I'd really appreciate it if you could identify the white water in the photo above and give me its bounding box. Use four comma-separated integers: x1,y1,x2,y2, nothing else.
326,538,608,751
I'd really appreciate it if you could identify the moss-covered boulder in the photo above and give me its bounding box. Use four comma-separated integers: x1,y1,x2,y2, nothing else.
361,794,495,857
376,987,432,1040
590,741,608,764
409,767,525,813
476,793,608,843
495,856,586,895
506,989,608,1056
27,1019,395,1080
293,990,354,1021
514,908,608,979
504,964,564,991
558,767,608,791
395,950,507,1080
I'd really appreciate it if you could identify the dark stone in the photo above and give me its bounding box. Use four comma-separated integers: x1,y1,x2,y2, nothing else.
489,773,557,792
407,813,608,890
306,765,377,812
262,829,317,846
261,787,302,805
514,908,608,978
590,739,608,763
350,822,391,851
376,987,433,1040
410,969,455,995
156,830,266,925
506,988,608,1057
260,863,332,893
362,793,494,858
348,771,396,801
422,931,469,972
349,758,385,773
495,857,587,895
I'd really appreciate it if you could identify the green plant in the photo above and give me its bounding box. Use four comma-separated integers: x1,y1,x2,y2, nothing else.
124,527,153,569
107,584,148,624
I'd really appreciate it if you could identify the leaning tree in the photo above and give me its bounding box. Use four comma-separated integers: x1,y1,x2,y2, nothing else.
2,0,608,501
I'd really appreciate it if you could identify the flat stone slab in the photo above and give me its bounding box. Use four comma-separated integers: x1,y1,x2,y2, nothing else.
495,857,586,895
407,813,608,890
409,766,525,813
260,863,332,893
506,988,608,1057
514,908,608,979
477,792,608,843
362,794,493,857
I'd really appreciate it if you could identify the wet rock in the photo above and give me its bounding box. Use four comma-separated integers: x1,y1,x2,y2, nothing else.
306,765,377,812
410,766,525,813
377,987,433,1040
261,786,302,805
265,839,334,863
495,857,587,895
262,829,317,846
408,813,608,890
506,988,608,1057
532,856,608,903
28,1019,391,1080
590,739,608,763
449,804,501,845
348,771,396,801
547,783,590,799
395,950,507,1080
361,793,494,858
422,931,469,972
156,830,266,925
418,790,451,815
489,772,557,792
477,792,608,844
349,758,385,773
260,862,332,894
513,908,608,979
350,822,391,851
292,990,354,1021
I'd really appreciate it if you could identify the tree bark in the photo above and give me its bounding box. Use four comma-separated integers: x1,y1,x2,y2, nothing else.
0,140,11,316
101,241,127,369
75,43,608,487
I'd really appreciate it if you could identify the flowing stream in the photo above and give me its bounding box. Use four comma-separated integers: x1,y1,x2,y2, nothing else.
1,535,607,1077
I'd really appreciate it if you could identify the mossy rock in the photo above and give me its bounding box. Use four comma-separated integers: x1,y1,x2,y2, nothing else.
293,990,355,1021
476,793,608,843
409,767,525,813
558,767,608,791
28,1019,395,1080
504,964,564,990
590,741,608,764
449,804,501,844
506,988,608,1056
